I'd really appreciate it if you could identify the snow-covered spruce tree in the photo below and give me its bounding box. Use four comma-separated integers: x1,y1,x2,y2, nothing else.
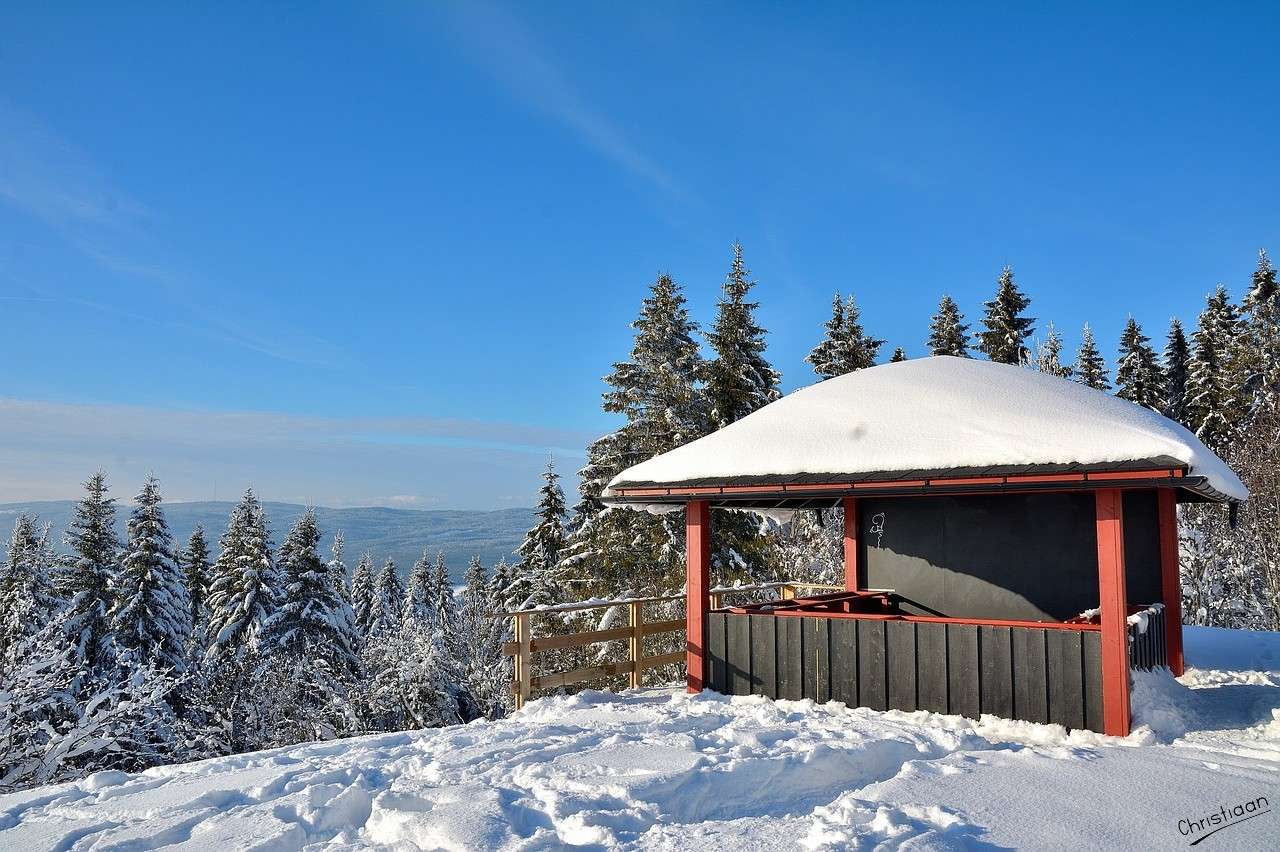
403,550,435,626
1187,287,1241,453
511,458,567,609
889,347,907,363
1073,323,1110,391
255,509,360,746
179,525,211,645
774,511,843,587
1240,248,1280,415
927,295,971,357
806,293,844,379
1032,323,1072,378
806,293,883,379
1228,400,1280,630
60,471,120,677
328,531,351,604
260,509,359,671
350,552,375,635
368,558,404,637
459,556,510,720
705,243,781,427
976,266,1035,365
0,515,59,671
489,557,519,614
1115,317,1165,411
109,475,190,675
701,243,784,585
204,489,277,659
1163,318,1192,425
561,272,710,600
0,612,186,792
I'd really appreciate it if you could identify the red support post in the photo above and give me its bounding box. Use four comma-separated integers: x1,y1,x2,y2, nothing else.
1095,489,1132,736
1157,488,1185,676
843,496,860,591
685,500,711,693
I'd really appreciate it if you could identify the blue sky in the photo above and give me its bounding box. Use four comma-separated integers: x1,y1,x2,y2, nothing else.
1,2,1277,509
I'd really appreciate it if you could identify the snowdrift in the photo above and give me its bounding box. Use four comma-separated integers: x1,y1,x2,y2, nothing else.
1,627,1276,850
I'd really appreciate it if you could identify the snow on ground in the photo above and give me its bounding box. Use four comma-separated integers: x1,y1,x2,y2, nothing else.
2,627,1277,850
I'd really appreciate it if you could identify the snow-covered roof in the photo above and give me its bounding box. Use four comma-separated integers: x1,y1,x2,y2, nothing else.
605,356,1246,503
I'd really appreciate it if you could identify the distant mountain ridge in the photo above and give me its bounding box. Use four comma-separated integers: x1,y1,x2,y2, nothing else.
0,500,534,583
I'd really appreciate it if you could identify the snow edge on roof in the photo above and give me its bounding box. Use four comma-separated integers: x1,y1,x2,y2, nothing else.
604,357,1247,503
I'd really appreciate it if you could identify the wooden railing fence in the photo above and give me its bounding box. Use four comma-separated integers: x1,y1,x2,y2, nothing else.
498,581,843,708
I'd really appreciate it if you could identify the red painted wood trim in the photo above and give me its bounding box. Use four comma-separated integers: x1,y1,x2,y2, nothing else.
667,486,716,495
842,496,859,591
1006,473,1087,484
765,609,1104,631
785,482,854,492
685,500,711,693
854,479,927,489
1086,469,1175,481
1096,489,1132,736
622,487,670,496
1157,488,1185,675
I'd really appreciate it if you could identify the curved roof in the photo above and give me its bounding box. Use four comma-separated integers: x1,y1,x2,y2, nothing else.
605,356,1246,503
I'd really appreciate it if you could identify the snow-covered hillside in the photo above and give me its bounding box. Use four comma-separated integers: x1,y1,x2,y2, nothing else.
2,627,1277,850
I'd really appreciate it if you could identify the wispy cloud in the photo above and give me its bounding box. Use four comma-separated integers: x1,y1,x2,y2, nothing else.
0,98,343,368
0,396,589,509
438,1,684,199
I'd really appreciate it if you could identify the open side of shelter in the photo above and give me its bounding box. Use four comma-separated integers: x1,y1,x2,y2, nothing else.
603,358,1245,736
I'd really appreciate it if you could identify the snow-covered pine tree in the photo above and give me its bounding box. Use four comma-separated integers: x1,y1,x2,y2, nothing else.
350,552,375,635
927,295,971,357
459,556,509,720
512,458,567,608
179,525,211,643
260,509,359,672
1032,323,1072,378
0,515,59,671
1187,287,1241,453
327,531,351,603
368,558,404,637
1163,318,1191,425
204,489,277,659
109,475,190,674
705,243,781,427
806,293,883,379
602,273,709,464
1115,317,1165,411
489,557,519,614
561,271,711,599
1073,323,1110,391
976,266,1035,364
1240,248,1279,416
889,347,907,363
805,293,845,379
403,550,435,627
60,471,120,675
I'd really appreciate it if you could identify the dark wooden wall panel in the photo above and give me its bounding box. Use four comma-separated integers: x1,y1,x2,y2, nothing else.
706,614,1106,733
1047,630,1085,731
1082,632,1104,733
1011,628,1049,724
777,616,803,700
979,626,1014,719
707,613,728,694
857,620,888,711
947,624,980,718
886,620,918,711
830,618,857,705
750,615,777,697
916,622,949,714
806,618,830,702
727,613,752,695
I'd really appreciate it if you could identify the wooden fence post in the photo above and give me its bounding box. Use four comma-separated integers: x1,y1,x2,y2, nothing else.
781,584,796,600
628,602,644,689
513,612,532,710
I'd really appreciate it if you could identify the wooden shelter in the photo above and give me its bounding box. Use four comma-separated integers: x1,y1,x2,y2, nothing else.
603,357,1246,735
